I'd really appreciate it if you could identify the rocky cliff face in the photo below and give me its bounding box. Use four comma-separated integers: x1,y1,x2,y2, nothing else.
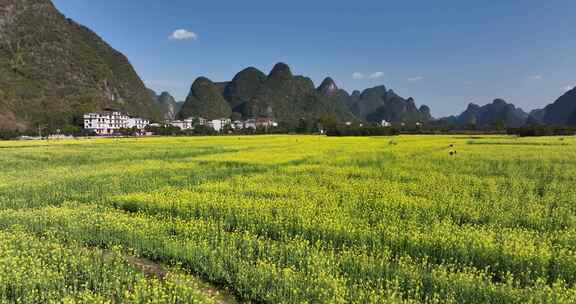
317,77,339,96
149,90,181,120
0,0,160,130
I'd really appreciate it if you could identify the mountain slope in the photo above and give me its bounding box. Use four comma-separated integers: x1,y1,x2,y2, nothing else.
317,77,357,114
540,87,576,125
222,67,267,113
177,77,232,119
0,0,160,130
526,109,546,125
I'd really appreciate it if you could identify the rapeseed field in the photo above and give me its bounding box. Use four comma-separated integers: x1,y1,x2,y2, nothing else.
0,135,575,303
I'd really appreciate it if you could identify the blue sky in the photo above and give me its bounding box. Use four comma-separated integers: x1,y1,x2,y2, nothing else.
52,0,576,117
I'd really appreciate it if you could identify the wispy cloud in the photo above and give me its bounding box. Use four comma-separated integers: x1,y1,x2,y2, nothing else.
145,80,189,88
407,76,424,82
353,71,384,80
169,29,198,41
368,72,385,79
528,74,543,80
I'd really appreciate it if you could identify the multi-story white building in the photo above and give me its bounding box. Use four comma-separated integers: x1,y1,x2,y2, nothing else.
83,111,149,135
169,117,278,133
207,118,231,132
170,117,230,132
168,117,199,130
127,117,150,130
169,120,185,130
170,117,208,130
230,118,278,130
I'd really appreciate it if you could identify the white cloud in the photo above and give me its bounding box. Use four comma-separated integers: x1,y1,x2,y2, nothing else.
563,85,574,92
528,75,543,80
353,72,385,80
368,72,385,79
352,72,365,80
169,29,198,41
407,76,424,82
145,80,189,88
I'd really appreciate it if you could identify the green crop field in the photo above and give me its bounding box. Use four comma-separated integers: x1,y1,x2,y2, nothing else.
1,135,575,303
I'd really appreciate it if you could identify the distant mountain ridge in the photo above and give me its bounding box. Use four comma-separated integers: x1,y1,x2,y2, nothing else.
446,99,528,128
178,63,431,124
0,0,160,130
349,86,432,123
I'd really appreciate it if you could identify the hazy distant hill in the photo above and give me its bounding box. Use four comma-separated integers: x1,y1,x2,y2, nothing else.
449,99,528,127
178,63,430,124
0,0,160,130
148,89,182,120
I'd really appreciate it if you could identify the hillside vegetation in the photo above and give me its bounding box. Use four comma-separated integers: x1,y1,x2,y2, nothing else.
0,0,160,130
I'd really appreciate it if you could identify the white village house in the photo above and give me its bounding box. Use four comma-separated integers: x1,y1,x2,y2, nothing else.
169,117,232,132
127,117,150,130
84,111,279,135
83,111,149,135
170,117,209,130
169,116,278,132
207,118,232,132
232,118,278,130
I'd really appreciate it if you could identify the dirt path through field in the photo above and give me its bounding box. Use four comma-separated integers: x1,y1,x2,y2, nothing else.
100,251,238,304
123,255,239,304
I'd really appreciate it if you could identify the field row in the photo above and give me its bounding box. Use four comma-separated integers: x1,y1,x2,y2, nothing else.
0,205,574,303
